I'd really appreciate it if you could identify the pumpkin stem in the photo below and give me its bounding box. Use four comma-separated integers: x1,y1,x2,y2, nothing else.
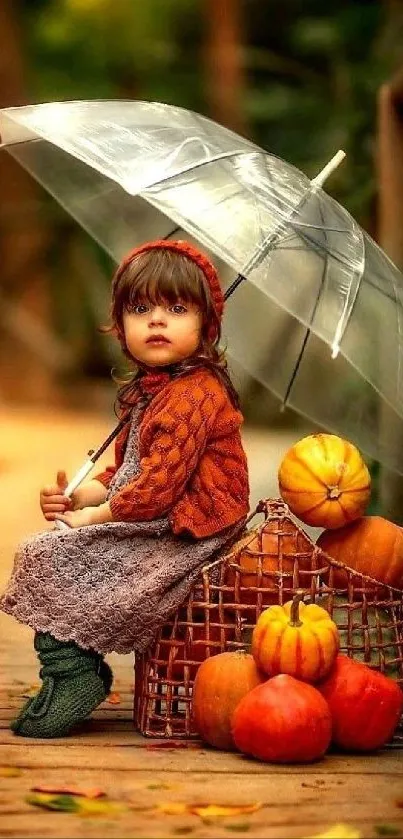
289,590,305,627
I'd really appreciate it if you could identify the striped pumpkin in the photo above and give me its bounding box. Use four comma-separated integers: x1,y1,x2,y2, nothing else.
278,433,371,529
252,592,339,683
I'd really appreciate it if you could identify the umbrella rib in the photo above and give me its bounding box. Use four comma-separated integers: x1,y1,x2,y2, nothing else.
164,226,181,239
145,149,250,190
281,200,330,409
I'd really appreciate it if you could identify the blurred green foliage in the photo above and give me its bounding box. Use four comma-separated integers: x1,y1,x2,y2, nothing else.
21,0,400,225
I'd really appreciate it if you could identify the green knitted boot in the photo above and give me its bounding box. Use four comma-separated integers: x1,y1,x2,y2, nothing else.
11,632,113,738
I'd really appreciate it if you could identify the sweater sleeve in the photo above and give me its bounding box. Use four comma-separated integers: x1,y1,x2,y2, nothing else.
109,378,225,522
93,465,116,488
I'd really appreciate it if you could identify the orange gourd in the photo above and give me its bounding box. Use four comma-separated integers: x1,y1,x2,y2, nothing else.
278,433,371,529
317,516,403,590
192,651,265,750
226,519,313,606
252,591,339,682
232,674,332,763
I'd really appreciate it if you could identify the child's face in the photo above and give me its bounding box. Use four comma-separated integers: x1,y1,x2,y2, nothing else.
122,299,203,367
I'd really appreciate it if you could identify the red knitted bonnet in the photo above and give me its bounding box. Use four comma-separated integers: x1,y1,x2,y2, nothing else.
113,239,224,339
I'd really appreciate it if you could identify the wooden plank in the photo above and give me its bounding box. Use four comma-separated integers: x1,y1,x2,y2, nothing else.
1,765,403,839
1,741,402,774
2,790,403,838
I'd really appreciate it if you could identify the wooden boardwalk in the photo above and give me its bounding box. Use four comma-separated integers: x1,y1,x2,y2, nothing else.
1,406,403,839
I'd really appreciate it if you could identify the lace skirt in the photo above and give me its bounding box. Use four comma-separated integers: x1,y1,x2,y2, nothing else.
0,517,242,654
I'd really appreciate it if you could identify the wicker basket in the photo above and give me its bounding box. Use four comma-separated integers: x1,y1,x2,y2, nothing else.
134,499,403,742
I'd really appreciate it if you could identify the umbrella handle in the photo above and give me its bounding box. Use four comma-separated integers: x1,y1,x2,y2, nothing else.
54,458,95,531
52,415,129,532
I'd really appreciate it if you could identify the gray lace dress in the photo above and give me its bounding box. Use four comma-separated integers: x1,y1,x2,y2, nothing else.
0,408,243,654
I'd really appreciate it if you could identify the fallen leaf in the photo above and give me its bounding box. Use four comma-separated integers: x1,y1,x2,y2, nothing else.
375,826,401,837
21,684,39,699
305,825,362,839
191,803,261,819
157,802,262,819
107,692,121,704
31,785,106,799
26,793,125,817
0,767,22,777
26,794,80,814
158,802,189,816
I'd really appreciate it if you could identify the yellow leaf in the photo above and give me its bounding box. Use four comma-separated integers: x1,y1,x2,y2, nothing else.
21,684,39,698
0,767,22,777
75,798,125,817
157,802,189,816
306,825,362,839
191,803,262,819
157,802,262,819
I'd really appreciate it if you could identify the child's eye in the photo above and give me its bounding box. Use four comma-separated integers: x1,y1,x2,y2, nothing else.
170,304,187,314
132,303,149,314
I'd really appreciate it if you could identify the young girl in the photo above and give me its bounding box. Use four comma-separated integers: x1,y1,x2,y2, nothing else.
1,239,249,739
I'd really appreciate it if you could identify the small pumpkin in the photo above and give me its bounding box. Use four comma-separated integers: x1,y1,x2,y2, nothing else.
192,651,265,750
232,674,332,763
278,434,371,529
317,516,403,590
226,518,313,607
252,591,339,682
318,654,403,751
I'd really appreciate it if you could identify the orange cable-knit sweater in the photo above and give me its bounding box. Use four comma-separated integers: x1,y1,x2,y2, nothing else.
94,368,249,538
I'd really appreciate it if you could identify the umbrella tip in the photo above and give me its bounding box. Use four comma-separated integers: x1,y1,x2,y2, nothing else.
311,150,346,188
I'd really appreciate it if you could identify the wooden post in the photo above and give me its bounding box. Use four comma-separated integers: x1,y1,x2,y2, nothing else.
377,71,403,521
203,0,247,136
0,0,57,403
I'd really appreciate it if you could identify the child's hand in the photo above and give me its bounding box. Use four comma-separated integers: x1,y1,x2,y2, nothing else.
54,507,99,529
55,503,113,529
40,470,72,521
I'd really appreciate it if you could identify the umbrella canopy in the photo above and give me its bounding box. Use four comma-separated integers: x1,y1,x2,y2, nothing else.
1,100,403,472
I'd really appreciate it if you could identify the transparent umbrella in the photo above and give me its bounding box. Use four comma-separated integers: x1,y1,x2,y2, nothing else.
1,99,403,478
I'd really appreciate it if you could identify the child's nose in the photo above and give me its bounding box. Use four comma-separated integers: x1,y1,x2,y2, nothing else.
149,306,167,325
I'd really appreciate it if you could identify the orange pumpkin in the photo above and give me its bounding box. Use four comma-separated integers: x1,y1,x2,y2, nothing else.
225,519,313,606
252,591,339,682
317,516,403,590
192,651,265,750
278,433,371,529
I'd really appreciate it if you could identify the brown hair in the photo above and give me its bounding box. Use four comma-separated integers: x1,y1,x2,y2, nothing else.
104,248,240,411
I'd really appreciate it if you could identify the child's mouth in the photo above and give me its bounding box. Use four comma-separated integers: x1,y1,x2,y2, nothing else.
146,336,171,345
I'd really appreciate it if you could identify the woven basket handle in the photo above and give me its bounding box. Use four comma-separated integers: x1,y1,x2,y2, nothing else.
255,498,289,520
